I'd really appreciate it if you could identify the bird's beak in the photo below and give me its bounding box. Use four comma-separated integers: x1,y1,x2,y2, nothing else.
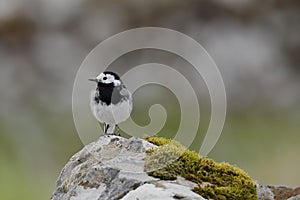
88,78,98,82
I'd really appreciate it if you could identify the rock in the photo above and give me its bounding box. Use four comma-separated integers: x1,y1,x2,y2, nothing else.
51,136,205,200
287,194,300,200
122,182,205,200
255,182,300,200
256,182,275,200
52,135,300,200
268,185,300,200
288,195,300,200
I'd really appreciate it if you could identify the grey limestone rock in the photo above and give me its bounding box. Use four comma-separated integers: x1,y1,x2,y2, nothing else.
288,195,300,200
256,181,300,200
256,181,275,200
51,135,206,200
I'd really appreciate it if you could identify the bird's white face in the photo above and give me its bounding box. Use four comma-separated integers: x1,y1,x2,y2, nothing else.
96,73,121,86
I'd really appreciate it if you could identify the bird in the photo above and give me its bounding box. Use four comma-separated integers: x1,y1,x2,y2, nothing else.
89,71,133,135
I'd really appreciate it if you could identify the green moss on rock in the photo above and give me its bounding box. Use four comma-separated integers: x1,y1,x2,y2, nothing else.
145,137,257,200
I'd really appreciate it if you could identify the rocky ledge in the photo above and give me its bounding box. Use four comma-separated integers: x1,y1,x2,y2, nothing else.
51,136,300,200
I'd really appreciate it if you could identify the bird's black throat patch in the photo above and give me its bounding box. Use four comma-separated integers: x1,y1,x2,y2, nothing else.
95,82,124,105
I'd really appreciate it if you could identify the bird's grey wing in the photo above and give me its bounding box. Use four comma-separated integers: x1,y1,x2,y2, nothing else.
119,86,133,111
119,85,132,100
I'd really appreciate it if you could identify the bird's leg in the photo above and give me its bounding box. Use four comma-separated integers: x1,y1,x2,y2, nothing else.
104,123,108,134
105,124,116,135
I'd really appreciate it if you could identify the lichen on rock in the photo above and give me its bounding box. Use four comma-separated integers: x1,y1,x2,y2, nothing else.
145,136,258,200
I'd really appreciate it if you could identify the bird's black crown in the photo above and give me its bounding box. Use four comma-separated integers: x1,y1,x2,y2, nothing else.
103,71,120,80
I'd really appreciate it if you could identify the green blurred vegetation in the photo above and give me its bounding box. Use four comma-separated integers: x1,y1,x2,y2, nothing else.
210,111,300,187
0,115,83,200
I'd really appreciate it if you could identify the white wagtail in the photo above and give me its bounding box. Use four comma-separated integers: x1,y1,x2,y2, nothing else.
89,71,132,135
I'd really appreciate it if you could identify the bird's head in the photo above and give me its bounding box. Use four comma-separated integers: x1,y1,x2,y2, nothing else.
89,71,121,86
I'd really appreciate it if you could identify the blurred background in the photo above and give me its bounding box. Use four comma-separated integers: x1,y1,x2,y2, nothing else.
0,0,299,199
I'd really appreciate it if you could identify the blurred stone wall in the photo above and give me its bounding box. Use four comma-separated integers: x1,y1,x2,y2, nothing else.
1,0,299,116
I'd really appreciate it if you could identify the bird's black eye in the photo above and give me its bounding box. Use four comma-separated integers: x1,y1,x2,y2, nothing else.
103,77,107,80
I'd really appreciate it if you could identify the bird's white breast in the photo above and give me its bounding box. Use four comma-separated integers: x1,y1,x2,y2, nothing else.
90,91,132,125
